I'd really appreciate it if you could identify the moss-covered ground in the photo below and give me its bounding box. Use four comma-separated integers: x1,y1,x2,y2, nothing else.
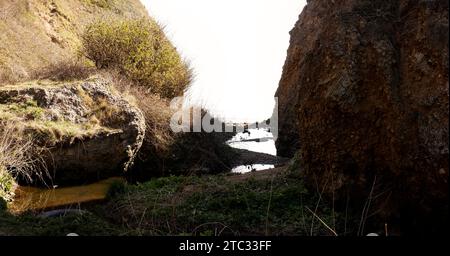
0,168,356,236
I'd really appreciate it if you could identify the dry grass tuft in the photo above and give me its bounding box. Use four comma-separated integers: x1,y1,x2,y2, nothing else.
1,60,95,86
0,122,49,201
107,71,175,156
31,60,96,82
104,71,236,179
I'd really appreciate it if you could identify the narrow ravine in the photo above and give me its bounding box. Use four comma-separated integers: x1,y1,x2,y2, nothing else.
226,128,288,173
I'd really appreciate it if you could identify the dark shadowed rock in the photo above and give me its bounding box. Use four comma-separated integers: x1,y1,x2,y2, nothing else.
0,78,145,185
276,0,448,234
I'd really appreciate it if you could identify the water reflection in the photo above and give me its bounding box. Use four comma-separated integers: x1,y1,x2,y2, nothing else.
227,128,277,174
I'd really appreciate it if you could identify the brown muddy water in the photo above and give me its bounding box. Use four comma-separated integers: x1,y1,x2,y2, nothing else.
8,177,124,214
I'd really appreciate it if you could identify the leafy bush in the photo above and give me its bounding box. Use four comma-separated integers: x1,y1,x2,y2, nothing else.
82,19,192,98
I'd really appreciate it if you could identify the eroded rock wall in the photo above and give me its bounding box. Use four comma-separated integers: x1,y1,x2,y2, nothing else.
276,0,448,233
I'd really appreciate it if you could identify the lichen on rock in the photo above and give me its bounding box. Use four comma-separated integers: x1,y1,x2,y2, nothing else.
0,77,145,185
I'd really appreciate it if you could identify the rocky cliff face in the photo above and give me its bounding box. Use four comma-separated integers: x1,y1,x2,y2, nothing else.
0,78,145,185
276,0,448,233
0,0,147,82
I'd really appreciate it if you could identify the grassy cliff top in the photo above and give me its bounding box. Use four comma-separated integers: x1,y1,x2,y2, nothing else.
0,0,148,82
0,76,100,90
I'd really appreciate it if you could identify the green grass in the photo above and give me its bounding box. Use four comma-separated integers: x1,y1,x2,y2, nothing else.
105,172,345,236
0,102,115,146
0,167,16,203
0,169,357,236
0,99,44,121
0,209,128,236
29,120,116,145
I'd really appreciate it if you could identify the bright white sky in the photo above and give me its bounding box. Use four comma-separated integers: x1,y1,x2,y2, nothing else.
141,0,306,123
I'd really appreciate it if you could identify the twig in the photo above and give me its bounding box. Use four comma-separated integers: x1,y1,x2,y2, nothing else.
305,206,338,236
358,175,377,236
192,222,233,236
138,207,148,232
332,175,336,232
310,173,330,235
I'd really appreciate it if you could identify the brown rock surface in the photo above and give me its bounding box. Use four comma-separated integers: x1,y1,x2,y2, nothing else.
276,0,448,233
